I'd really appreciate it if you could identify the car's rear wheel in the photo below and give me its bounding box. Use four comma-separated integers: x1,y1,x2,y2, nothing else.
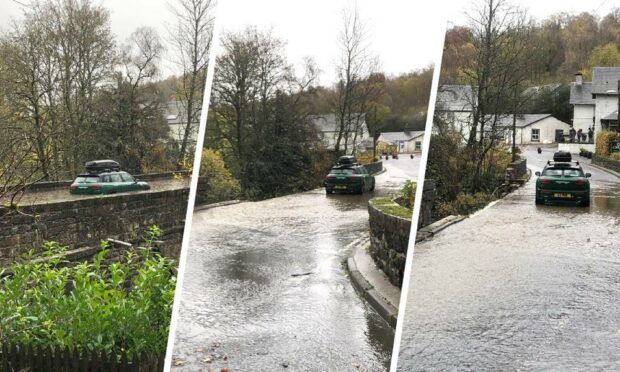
580,196,590,207
369,179,375,191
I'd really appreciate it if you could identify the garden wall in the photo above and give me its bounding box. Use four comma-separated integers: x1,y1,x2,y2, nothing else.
508,158,527,180
368,198,411,287
363,161,383,175
0,188,188,265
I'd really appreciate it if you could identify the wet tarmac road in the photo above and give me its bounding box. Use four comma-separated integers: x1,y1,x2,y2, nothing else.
397,146,620,371
172,157,419,371
2,178,188,205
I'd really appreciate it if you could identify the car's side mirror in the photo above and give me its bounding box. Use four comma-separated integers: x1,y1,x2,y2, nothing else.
585,173,591,178
535,171,541,176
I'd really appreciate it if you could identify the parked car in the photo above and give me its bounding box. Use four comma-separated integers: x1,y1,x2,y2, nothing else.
324,164,375,194
535,158,591,207
70,171,150,195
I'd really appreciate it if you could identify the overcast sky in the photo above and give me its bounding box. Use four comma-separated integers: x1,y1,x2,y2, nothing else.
1,0,618,82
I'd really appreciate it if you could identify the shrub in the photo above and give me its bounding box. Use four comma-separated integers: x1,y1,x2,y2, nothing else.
401,180,416,209
356,152,376,164
436,192,496,217
200,149,241,203
0,227,175,358
595,131,620,157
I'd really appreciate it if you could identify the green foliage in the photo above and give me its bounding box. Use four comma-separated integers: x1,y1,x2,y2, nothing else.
401,180,417,209
0,226,175,358
437,192,496,218
584,43,620,79
200,148,241,203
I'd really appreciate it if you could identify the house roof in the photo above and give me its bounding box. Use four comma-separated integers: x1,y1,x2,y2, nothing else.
436,85,475,112
309,113,366,132
378,131,425,143
602,110,618,121
569,82,594,105
495,114,568,128
591,67,620,95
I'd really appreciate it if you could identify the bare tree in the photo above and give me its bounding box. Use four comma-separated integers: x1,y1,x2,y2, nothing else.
334,4,377,154
168,0,215,169
463,0,533,188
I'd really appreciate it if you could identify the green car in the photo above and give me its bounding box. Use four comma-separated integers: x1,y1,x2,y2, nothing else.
70,171,150,195
535,161,591,206
325,164,375,194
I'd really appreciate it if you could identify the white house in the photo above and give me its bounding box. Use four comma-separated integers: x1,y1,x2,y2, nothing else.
309,113,369,154
435,85,475,140
498,114,571,145
377,131,425,153
570,67,620,136
438,84,572,145
164,101,199,145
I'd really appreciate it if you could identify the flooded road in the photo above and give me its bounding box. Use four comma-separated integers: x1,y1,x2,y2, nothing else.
172,157,419,371
397,146,620,371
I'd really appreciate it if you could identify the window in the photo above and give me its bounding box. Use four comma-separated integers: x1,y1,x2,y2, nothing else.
110,174,123,182
120,172,135,182
415,141,422,151
329,169,355,175
531,128,540,142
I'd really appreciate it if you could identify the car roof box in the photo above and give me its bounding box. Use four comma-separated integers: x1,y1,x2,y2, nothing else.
85,160,120,174
553,151,571,162
337,155,357,165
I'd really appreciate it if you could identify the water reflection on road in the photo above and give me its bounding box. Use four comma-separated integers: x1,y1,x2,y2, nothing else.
172,157,419,371
397,146,620,371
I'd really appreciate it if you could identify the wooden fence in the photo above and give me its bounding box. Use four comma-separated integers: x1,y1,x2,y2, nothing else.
0,343,164,372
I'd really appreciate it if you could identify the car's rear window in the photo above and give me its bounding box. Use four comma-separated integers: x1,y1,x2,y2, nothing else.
563,169,584,177
542,168,583,177
74,176,100,183
330,169,355,175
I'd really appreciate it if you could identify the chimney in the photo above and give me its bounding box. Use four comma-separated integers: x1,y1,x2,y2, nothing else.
575,72,583,85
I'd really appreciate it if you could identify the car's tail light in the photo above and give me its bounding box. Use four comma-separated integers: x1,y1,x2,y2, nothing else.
347,176,359,183
91,184,101,191
539,178,551,184
69,184,76,190
575,179,586,185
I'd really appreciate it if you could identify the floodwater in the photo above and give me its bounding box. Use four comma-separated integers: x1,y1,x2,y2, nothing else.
172,157,419,371
397,146,620,371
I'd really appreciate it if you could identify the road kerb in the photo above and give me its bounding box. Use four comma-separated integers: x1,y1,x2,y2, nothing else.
415,215,466,243
194,199,242,211
587,162,620,179
345,240,399,328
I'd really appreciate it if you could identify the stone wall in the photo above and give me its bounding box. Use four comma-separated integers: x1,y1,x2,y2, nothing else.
367,198,411,287
418,179,436,228
363,161,383,175
507,158,527,180
0,188,188,265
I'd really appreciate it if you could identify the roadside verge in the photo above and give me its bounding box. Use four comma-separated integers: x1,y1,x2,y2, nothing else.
345,237,400,328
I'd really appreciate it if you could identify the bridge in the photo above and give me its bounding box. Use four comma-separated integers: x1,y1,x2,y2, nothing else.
0,172,190,265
